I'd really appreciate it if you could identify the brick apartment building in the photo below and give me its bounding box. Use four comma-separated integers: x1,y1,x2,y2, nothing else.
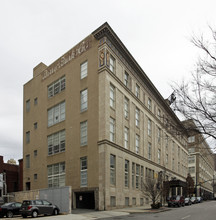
0,156,23,197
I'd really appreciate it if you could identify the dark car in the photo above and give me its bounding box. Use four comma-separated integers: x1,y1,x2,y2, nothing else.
20,199,59,218
0,202,22,218
185,197,192,205
190,196,198,204
168,195,185,207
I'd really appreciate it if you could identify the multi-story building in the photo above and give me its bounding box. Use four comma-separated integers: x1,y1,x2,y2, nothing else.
23,22,188,210
185,120,215,199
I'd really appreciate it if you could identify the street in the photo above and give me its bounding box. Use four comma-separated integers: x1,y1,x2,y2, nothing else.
2,201,216,220
102,201,216,220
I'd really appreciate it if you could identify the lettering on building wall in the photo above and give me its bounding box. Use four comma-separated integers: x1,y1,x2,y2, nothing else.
42,38,92,80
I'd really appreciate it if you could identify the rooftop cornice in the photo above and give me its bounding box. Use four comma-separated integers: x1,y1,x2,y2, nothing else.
93,22,185,128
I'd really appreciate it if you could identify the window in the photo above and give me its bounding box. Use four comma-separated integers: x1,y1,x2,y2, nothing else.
26,99,30,112
48,76,65,98
141,166,144,189
158,149,161,164
125,197,129,206
110,155,116,185
132,197,136,205
172,158,175,171
80,157,87,187
147,119,152,136
124,72,129,87
26,131,30,143
157,108,161,119
48,162,65,188
166,154,168,165
34,150,37,157
34,174,37,181
135,134,140,154
110,117,115,142
109,56,115,72
124,97,129,119
80,61,88,79
165,135,169,149
48,130,65,155
188,156,195,164
189,166,195,173
135,108,140,127
188,147,195,153
80,89,88,112
80,121,88,146
124,127,129,149
136,165,140,189
34,97,38,105
48,102,65,127
135,84,140,98
148,142,152,160
26,155,30,168
132,163,135,188
157,127,161,143
147,98,152,111
110,196,116,207
34,122,37,129
188,136,195,143
110,84,115,108
125,160,129,187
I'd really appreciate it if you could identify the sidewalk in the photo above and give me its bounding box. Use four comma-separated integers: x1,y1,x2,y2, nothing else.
52,205,171,220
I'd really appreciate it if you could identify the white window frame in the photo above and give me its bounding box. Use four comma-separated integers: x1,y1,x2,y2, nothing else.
147,118,152,136
80,157,87,187
135,108,140,127
135,134,140,154
48,130,65,155
110,154,116,185
48,76,65,98
80,89,88,112
124,97,129,119
80,61,88,79
48,102,65,127
125,160,129,187
148,142,152,160
148,98,152,111
80,121,88,146
135,84,140,98
124,127,129,149
110,84,115,108
48,162,65,188
110,117,115,142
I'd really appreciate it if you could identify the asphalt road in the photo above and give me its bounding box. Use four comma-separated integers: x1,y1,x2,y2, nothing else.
102,200,216,220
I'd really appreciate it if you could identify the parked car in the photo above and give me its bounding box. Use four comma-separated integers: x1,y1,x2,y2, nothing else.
196,196,203,203
190,196,198,204
168,195,185,207
185,197,192,206
20,199,60,218
0,202,22,218
0,198,4,206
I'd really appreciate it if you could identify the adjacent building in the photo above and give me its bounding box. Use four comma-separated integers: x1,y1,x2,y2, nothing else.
23,22,189,210
0,156,23,198
184,120,215,199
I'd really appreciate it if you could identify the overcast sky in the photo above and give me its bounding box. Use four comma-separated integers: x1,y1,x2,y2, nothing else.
0,0,216,163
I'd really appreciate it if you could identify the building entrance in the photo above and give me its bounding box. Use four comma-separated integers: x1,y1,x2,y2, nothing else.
75,191,95,209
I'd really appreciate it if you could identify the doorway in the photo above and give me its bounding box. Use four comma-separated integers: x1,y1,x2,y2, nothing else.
75,191,95,209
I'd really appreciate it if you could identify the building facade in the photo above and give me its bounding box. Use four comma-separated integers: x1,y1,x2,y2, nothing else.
0,156,23,198
23,23,188,210
185,121,215,199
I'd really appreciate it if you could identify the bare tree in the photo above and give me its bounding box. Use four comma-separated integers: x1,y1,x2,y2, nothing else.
171,26,216,149
141,178,162,208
